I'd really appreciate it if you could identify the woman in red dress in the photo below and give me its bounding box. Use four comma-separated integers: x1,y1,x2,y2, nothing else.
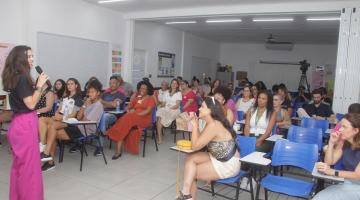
107,80,155,159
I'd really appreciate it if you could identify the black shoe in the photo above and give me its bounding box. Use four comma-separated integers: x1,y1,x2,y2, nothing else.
40,152,53,162
42,162,55,172
93,147,102,157
176,191,192,200
69,145,80,153
112,153,122,160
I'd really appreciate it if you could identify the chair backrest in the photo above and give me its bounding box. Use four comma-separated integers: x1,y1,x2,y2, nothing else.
287,125,323,149
236,136,256,158
336,113,344,121
151,107,157,124
237,110,245,121
291,102,305,117
271,140,318,173
97,112,106,133
52,102,59,113
271,124,278,136
301,117,329,133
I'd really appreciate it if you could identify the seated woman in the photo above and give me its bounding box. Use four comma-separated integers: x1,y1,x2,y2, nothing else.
40,78,83,162
107,80,156,160
40,80,103,171
213,86,235,125
176,97,240,200
236,85,254,114
273,94,291,136
176,80,198,131
277,84,293,117
156,79,182,144
35,80,55,153
53,79,66,102
244,90,276,152
313,113,360,200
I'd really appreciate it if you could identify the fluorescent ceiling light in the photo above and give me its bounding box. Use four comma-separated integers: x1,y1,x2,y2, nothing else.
306,17,340,21
253,18,294,22
165,21,197,24
206,19,242,23
98,0,129,3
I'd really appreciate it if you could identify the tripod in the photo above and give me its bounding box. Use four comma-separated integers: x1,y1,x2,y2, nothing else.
299,73,310,94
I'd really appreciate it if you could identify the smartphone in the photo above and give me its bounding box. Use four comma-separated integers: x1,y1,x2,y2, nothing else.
333,123,341,136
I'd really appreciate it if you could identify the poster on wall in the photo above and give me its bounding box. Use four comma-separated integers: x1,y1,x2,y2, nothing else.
0,43,15,74
311,65,325,89
112,48,122,75
158,52,175,77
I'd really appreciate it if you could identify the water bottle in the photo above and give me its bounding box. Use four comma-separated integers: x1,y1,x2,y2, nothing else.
116,99,120,112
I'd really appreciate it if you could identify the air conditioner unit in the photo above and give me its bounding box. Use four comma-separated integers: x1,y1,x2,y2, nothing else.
264,41,294,51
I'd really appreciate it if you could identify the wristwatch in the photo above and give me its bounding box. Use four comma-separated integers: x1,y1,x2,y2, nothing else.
334,170,339,177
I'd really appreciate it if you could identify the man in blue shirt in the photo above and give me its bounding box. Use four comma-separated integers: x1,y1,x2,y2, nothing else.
94,76,125,156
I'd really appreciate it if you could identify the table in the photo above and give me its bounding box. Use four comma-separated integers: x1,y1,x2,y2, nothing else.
265,134,284,142
236,120,245,124
106,110,125,115
63,119,97,125
170,146,195,154
240,152,271,166
312,166,344,182
325,129,333,134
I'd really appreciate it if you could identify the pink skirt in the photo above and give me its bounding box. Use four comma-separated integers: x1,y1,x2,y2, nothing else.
7,111,44,200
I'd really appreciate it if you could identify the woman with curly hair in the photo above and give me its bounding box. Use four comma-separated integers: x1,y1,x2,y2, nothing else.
107,80,156,159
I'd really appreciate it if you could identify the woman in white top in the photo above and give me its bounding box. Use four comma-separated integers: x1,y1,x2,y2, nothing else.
236,85,254,114
156,79,182,144
244,90,276,152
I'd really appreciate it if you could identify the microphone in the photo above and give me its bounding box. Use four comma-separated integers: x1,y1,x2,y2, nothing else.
35,66,43,74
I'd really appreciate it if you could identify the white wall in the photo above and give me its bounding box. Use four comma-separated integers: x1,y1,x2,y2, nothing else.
219,43,338,91
134,21,220,86
0,0,127,87
183,33,219,82
0,0,26,44
134,21,184,86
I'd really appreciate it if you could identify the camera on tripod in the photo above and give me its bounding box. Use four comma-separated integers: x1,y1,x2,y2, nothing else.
299,60,310,75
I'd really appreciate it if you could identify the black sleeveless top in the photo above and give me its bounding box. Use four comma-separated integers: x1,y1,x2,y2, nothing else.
35,90,55,118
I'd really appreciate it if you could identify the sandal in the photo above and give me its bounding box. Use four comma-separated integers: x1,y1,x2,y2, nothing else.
111,153,122,160
176,191,192,200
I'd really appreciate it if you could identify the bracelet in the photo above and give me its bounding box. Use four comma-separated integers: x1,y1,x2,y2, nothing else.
334,170,339,177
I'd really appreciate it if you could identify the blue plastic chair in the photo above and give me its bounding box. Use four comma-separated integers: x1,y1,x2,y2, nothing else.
301,117,329,134
287,125,323,150
209,136,256,200
336,113,344,122
141,108,159,157
237,110,245,122
258,140,318,200
58,112,108,171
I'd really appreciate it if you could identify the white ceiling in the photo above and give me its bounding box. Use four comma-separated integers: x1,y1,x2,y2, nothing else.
84,0,346,13
148,13,340,44
83,0,340,44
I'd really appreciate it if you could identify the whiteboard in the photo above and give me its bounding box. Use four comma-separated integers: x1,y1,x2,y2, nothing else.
37,32,109,88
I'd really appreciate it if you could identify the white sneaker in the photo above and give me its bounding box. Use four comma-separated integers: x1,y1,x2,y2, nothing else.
39,143,46,153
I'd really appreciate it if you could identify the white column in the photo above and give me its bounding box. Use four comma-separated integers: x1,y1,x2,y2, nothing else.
333,7,360,114
122,20,135,84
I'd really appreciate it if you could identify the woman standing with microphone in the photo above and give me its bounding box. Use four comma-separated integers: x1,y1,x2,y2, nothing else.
2,46,48,200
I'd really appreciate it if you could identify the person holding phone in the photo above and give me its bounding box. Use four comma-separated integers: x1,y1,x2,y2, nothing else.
313,113,360,200
2,46,49,200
